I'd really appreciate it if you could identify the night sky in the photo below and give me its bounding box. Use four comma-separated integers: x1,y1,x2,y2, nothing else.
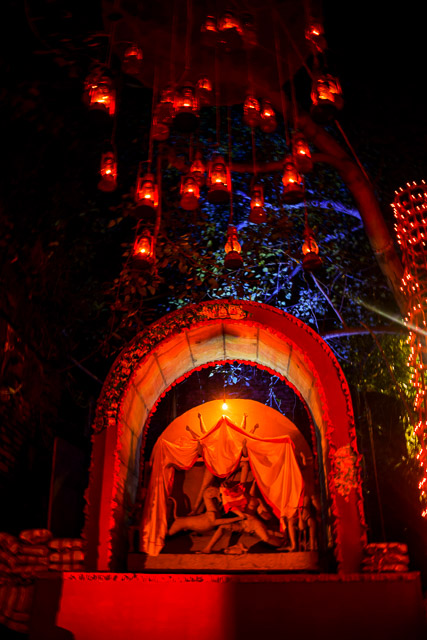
323,1,427,202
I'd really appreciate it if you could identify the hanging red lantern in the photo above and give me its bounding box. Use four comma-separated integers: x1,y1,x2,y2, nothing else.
260,100,277,133
302,226,322,271
249,184,266,223
218,11,243,49
201,16,218,47
224,226,243,269
310,73,343,124
173,85,199,132
242,13,257,47
122,44,143,75
292,131,313,173
151,109,170,141
218,11,243,34
84,70,116,116
180,175,200,211
243,95,261,128
305,22,327,52
207,156,231,204
156,86,175,126
98,151,118,192
132,229,155,267
189,152,206,186
282,156,304,204
134,173,159,216
196,77,213,106
201,15,217,32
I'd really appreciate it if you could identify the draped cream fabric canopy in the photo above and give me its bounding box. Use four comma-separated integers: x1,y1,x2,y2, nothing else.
141,415,304,556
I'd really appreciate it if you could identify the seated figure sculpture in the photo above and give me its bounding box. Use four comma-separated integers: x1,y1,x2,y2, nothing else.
167,412,287,552
201,483,284,554
168,485,243,536
162,411,312,555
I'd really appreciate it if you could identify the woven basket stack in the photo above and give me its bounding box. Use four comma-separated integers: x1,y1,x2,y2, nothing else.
0,529,85,634
362,542,409,573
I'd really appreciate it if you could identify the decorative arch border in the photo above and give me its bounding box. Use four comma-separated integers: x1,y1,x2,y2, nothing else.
141,358,320,485
84,300,367,573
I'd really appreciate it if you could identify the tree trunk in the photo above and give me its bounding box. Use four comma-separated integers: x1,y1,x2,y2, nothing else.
299,112,405,314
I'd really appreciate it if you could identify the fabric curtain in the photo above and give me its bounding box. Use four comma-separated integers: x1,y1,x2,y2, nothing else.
140,415,303,556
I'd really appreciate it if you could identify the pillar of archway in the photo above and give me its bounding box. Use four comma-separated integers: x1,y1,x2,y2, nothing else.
84,300,366,573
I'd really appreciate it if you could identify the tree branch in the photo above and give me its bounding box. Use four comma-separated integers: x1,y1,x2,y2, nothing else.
321,326,405,339
311,274,347,327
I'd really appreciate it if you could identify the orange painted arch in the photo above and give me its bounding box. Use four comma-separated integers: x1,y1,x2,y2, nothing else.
84,300,366,572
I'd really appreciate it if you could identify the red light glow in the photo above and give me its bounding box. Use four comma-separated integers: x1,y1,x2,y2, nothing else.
305,21,327,52
85,71,116,116
133,230,155,266
173,86,199,132
249,185,266,223
122,44,143,75
207,156,231,204
392,180,427,516
224,226,243,269
292,132,313,173
201,16,217,32
135,173,159,211
243,95,261,128
310,74,343,124
180,175,200,211
190,155,206,186
260,100,277,133
98,152,118,192
174,87,198,113
218,12,243,33
282,156,304,204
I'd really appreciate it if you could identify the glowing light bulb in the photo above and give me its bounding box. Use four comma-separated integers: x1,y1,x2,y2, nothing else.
132,230,155,267
98,151,118,192
222,401,228,411
207,156,231,204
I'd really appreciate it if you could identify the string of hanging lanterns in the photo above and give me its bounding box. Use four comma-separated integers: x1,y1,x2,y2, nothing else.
224,108,242,270
249,125,266,225
83,3,343,273
304,17,343,125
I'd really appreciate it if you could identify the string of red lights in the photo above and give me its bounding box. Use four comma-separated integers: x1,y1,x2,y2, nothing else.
392,181,427,517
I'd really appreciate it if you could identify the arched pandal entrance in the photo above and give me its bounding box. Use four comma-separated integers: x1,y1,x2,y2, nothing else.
84,300,366,573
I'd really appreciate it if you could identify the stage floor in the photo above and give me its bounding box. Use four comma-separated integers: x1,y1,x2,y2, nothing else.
29,571,427,640
129,550,319,572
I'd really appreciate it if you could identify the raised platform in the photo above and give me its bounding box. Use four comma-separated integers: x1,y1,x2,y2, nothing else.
129,551,319,572
30,571,427,640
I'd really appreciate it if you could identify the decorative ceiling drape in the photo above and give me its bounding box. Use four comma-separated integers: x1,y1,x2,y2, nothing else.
141,415,304,556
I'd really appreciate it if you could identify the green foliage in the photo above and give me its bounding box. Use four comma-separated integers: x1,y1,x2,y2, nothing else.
334,335,411,396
